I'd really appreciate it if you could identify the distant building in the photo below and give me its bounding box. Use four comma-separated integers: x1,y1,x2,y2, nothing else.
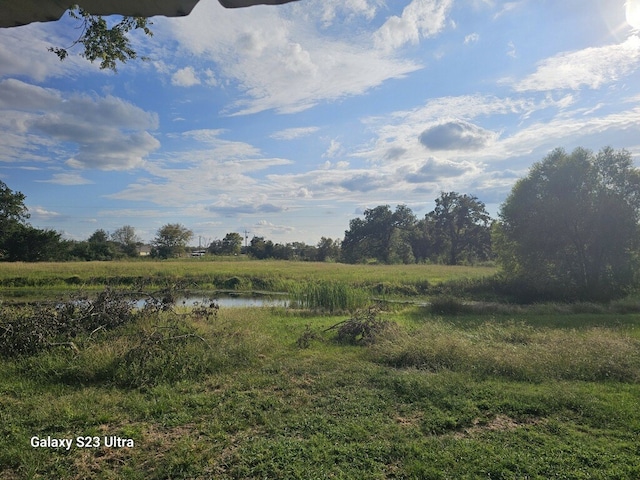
137,244,152,256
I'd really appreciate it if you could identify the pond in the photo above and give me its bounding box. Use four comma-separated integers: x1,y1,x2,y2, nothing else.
135,293,290,309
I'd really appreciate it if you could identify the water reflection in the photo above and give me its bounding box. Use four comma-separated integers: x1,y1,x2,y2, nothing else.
136,294,289,309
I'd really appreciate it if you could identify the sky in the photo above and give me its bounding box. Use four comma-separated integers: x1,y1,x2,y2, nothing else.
1,0,640,246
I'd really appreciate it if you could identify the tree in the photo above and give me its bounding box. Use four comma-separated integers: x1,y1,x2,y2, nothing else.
341,205,417,264
43,2,299,72
151,223,193,259
209,232,243,256
496,146,640,301
247,236,273,259
49,6,153,72
316,237,340,262
0,180,30,255
427,192,492,265
2,225,65,261
221,232,243,255
111,225,140,257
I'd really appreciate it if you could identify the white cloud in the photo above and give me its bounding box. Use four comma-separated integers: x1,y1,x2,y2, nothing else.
419,120,497,151
464,33,480,44
493,1,524,20
316,0,379,27
0,79,159,170
0,22,92,81
171,66,201,87
512,35,640,92
28,206,62,221
36,172,93,185
160,0,422,115
405,157,471,182
109,130,294,210
374,0,453,51
323,139,343,158
270,126,320,140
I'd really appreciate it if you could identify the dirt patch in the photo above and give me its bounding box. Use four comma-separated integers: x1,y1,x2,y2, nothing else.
454,414,543,438
395,412,424,427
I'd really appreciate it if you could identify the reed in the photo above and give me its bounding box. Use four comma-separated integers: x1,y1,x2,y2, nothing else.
291,280,370,312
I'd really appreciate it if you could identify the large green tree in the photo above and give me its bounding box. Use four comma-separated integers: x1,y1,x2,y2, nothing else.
427,192,492,265
341,205,417,264
496,146,640,300
151,223,193,259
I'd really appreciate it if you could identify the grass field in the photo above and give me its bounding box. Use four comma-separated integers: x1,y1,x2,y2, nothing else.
0,258,496,299
2,262,639,478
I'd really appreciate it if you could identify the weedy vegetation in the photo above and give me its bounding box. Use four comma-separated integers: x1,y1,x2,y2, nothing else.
2,261,640,478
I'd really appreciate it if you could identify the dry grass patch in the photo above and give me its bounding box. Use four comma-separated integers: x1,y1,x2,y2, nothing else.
370,321,640,382
453,414,544,439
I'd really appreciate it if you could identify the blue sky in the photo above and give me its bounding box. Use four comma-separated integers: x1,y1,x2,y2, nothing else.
1,0,640,245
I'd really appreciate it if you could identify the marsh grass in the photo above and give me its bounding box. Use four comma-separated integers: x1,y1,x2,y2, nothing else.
291,280,370,312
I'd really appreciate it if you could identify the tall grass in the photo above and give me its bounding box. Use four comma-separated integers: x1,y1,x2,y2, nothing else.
370,321,640,382
291,280,370,312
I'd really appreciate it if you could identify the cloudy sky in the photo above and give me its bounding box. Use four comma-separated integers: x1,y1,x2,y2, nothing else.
1,0,640,245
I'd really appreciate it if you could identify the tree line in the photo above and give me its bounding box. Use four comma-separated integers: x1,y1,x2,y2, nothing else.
2,146,639,300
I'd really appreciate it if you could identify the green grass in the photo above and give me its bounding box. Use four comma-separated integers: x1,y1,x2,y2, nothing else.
2,295,640,478
0,259,496,300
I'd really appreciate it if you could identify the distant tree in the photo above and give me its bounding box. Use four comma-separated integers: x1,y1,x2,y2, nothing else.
247,236,274,259
2,225,65,262
151,223,193,259
0,180,69,261
427,192,492,265
288,241,317,261
272,243,294,260
341,205,417,264
111,225,140,257
209,232,244,256
316,237,340,262
86,229,118,260
221,232,243,255
496,146,640,300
